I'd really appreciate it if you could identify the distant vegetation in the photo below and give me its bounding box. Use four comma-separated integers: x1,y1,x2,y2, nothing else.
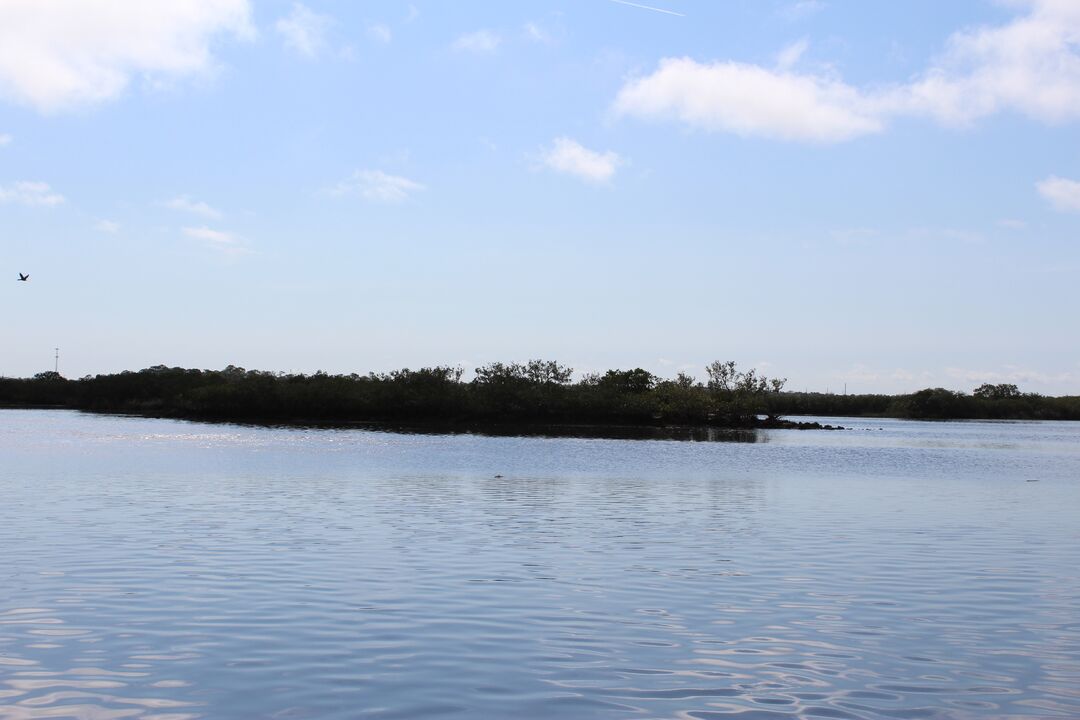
767,383,1080,420
1,366,1077,427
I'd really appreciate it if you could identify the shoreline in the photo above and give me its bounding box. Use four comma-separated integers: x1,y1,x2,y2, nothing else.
0,405,845,440
3,366,1077,427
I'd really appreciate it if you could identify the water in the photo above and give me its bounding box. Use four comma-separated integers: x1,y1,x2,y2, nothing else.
1,410,1078,719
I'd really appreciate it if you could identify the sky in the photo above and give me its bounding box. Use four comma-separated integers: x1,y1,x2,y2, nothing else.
1,0,1078,394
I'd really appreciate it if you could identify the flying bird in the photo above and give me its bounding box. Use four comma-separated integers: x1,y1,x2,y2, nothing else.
17,273,28,281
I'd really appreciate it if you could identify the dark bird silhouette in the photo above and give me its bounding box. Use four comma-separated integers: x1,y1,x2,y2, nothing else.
17,273,28,281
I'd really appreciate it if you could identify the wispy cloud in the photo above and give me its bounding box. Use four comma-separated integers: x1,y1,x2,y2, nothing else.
608,0,684,17
329,169,425,203
541,137,622,184
0,0,253,113
184,226,234,243
368,22,392,44
0,133,11,146
163,194,222,219
523,22,551,44
95,219,120,233
945,365,1075,388
780,0,826,21
183,225,250,255
453,29,501,54
276,3,332,58
1037,176,1080,213
0,181,65,206
906,226,984,244
615,1,1080,143
776,38,809,71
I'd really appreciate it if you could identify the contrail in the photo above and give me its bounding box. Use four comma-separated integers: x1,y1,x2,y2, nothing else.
608,0,685,17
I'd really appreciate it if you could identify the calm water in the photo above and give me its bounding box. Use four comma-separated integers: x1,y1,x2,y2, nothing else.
1,410,1078,719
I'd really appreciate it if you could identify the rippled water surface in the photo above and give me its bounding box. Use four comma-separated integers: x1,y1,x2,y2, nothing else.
1,410,1078,719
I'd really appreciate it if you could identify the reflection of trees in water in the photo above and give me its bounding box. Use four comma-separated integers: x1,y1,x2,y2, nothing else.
698,427,763,443
308,425,776,562
363,422,766,444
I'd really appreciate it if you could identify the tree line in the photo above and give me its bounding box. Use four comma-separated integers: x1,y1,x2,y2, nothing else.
1,365,1077,425
767,384,1080,420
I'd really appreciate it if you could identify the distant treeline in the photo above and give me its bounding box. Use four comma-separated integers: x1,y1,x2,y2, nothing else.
768,385,1080,421
1,364,1077,425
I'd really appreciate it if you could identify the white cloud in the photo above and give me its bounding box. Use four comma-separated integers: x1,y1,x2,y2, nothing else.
0,0,252,114
276,3,332,58
906,226,984,244
776,38,809,71
0,181,65,206
615,1,1080,142
614,57,882,143
541,137,621,184
998,218,1028,230
184,225,234,243
183,225,250,255
330,170,425,203
0,133,10,146
890,0,1080,126
95,219,120,233
453,30,501,54
524,22,551,44
780,1,826,21
405,5,420,23
1037,176,1080,213
368,23,392,45
163,194,222,219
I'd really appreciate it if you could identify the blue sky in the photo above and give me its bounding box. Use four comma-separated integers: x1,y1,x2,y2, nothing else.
1,0,1078,394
